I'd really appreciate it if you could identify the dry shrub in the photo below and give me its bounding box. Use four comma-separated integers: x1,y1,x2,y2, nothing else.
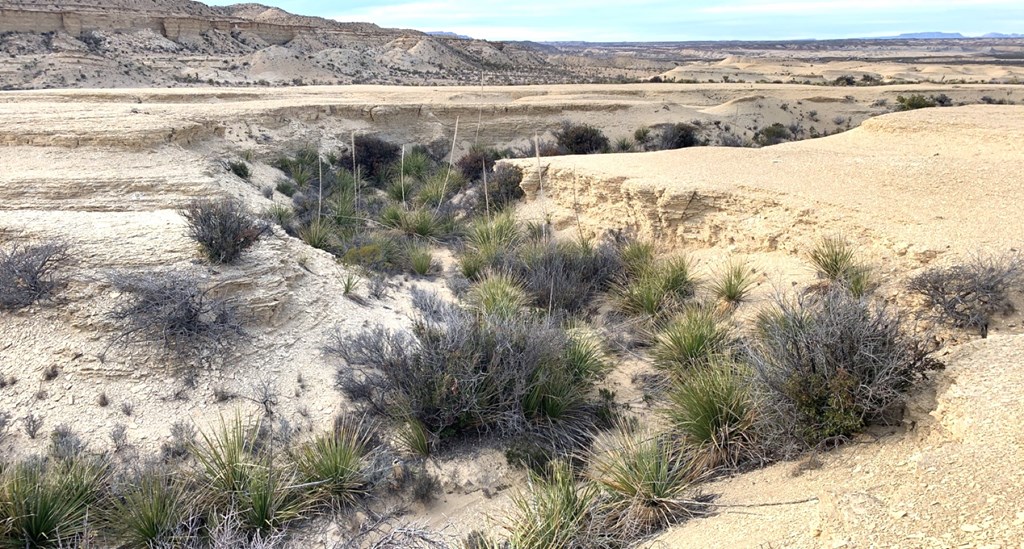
180,198,269,264
107,270,242,359
908,254,1023,336
747,287,928,450
0,240,70,310
328,303,607,440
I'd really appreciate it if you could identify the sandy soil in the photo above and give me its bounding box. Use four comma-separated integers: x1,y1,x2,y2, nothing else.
1,84,1023,546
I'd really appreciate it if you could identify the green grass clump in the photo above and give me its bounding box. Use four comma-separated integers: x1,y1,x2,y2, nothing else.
524,330,610,420
468,273,530,318
664,362,755,470
294,416,370,506
652,305,731,376
612,256,697,318
506,461,598,549
590,424,698,539
191,414,308,534
299,218,337,251
407,243,435,276
110,469,193,547
0,458,108,548
809,236,872,297
711,259,755,304
460,214,521,279
619,240,656,276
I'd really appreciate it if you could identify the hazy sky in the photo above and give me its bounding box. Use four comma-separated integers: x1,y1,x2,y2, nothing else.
205,0,1024,41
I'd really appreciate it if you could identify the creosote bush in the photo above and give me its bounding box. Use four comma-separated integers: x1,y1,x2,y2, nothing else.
0,241,70,310
908,254,1022,336
748,287,927,449
659,123,701,149
180,198,269,264
107,270,242,359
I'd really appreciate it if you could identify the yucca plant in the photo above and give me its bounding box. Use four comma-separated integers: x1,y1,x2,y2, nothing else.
459,251,488,281
299,218,335,251
619,240,656,276
397,417,433,458
262,204,295,231
505,461,599,549
191,413,262,501
711,259,755,304
664,362,756,471
612,256,696,318
0,458,108,548
294,416,371,506
466,214,520,263
590,424,698,539
468,273,530,319
238,459,307,534
809,236,857,281
407,243,435,276
524,331,609,420
110,468,194,548
652,305,731,377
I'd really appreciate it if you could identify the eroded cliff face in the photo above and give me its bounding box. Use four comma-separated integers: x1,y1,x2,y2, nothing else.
0,7,302,45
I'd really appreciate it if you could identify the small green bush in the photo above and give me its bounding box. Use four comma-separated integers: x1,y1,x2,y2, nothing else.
659,123,701,149
895,94,937,111
228,160,251,180
456,145,501,182
340,135,401,184
555,122,610,155
755,123,792,146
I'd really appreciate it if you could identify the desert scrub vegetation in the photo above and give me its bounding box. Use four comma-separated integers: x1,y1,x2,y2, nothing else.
329,299,610,443
0,409,394,548
809,236,872,296
908,253,1023,336
611,254,698,318
554,121,611,154
651,304,732,376
747,287,928,449
0,240,70,310
106,269,242,360
181,198,270,264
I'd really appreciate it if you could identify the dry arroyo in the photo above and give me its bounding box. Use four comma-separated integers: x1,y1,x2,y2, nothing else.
0,85,1022,546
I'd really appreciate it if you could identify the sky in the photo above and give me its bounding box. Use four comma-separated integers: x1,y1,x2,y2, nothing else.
204,0,1024,42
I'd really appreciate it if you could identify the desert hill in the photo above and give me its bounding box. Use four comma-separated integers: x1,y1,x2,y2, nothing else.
0,0,572,88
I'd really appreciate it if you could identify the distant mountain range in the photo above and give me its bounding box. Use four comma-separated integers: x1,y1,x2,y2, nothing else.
427,31,473,40
878,32,1023,39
